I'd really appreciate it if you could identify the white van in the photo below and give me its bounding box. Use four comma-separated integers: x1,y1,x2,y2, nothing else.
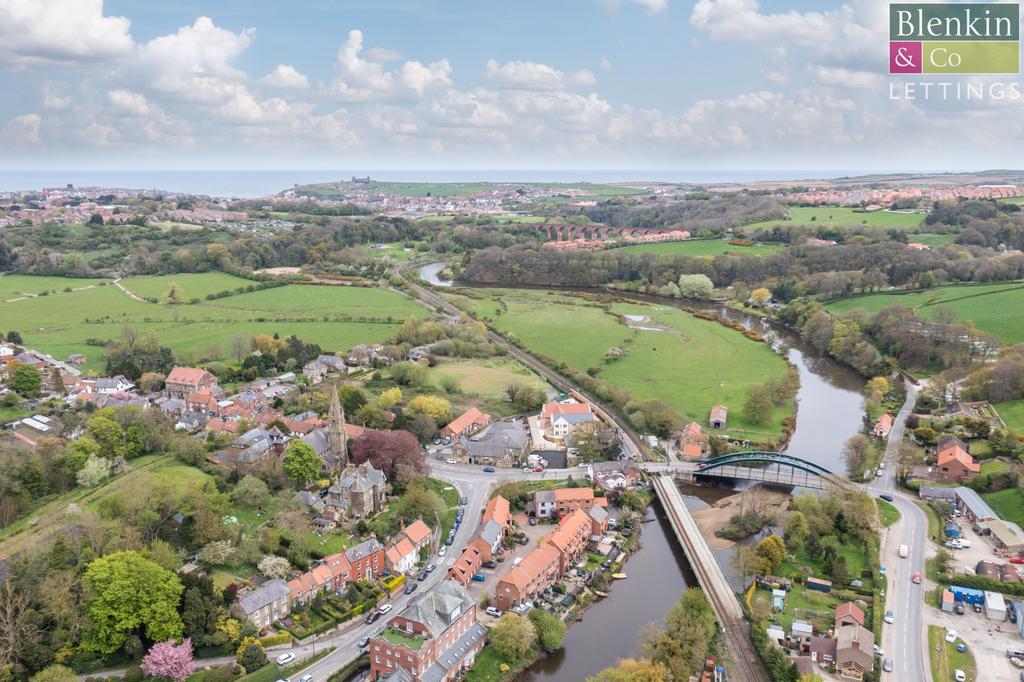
899,544,909,558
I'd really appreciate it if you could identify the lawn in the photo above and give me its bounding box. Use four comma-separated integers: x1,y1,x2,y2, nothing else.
456,289,793,440
429,358,550,414
466,641,538,682
995,398,1024,433
614,239,785,258
982,488,1024,526
827,283,1024,345
928,625,976,682
980,459,1007,476
308,530,356,555
910,233,957,247
380,627,427,651
0,277,424,370
746,206,927,230
0,274,108,301
120,272,256,300
0,405,30,424
876,498,901,526
759,586,842,632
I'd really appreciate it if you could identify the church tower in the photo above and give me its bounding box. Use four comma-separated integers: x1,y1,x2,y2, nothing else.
327,385,348,469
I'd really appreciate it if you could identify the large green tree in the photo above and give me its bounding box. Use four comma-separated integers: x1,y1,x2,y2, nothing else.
528,609,566,652
82,551,184,656
282,441,323,486
9,364,42,398
490,613,536,662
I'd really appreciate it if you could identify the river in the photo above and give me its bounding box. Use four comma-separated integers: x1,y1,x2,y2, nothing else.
414,266,867,680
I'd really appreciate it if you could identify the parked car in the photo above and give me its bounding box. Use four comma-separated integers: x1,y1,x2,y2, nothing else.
973,602,982,613
955,602,965,615
445,458,457,464
879,494,894,502
358,636,370,648
471,573,486,582
482,560,497,569
485,606,502,617
516,536,529,545
426,562,436,572
945,629,958,644
954,670,966,682
379,604,392,614
577,462,589,468
884,610,895,624
438,546,447,557
276,653,296,666
445,536,454,545
956,643,967,653
460,496,468,505
883,658,893,672
533,466,544,473
404,583,418,595
873,645,884,657
912,571,922,584
1011,557,1024,564
418,571,429,581
434,439,442,445
299,676,312,682
365,609,381,624
482,466,496,473
529,517,537,526
522,467,532,473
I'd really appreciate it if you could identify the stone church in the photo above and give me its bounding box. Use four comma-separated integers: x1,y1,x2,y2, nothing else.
318,386,387,520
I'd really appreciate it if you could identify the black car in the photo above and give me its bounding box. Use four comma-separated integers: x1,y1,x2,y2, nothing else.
365,609,381,624
404,582,418,595
482,560,497,569
460,496,468,505
879,494,894,502
418,571,429,581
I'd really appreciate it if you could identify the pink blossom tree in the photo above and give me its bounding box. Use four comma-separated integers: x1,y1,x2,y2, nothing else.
141,638,195,682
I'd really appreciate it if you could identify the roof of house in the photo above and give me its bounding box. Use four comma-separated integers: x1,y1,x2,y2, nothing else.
809,636,837,661
874,413,893,431
978,519,1024,549
542,400,593,419
835,601,865,625
167,366,214,386
237,578,290,614
386,537,417,565
445,407,491,434
681,443,703,458
403,518,432,546
499,545,560,591
422,622,487,682
482,495,511,528
955,486,997,520
710,405,728,421
938,444,980,473
542,509,590,554
398,580,475,640
836,624,875,656
346,538,384,562
588,504,608,525
330,461,386,495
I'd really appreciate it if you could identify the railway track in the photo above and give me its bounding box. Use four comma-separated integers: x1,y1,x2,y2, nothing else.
653,476,771,682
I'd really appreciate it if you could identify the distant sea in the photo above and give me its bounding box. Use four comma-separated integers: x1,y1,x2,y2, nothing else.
0,169,890,199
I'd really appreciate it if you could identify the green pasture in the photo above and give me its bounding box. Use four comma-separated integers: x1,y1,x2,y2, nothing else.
0,274,108,301
615,239,785,258
120,272,256,300
746,206,927,230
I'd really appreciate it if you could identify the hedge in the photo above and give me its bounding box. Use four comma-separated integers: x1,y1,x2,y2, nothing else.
944,573,1024,597
381,575,405,591
260,633,292,647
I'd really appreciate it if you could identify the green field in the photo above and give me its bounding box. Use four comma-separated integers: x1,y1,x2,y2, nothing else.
0,455,212,559
995,398,1024,432
746,206,927,230
909,233,957,247
876,498,901,526
615,239,785,258
928,625,976,682
0,275,424,370
982,488,1024,526
456,289,792,439
429,358,550,407
826,283,1024,344
120,272,256,300
0,274,108,301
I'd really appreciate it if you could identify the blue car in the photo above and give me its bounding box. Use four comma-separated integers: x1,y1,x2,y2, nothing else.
482,466,496,473
471,573,486,582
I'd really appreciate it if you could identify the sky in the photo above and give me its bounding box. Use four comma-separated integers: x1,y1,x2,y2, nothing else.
1,0,1023,172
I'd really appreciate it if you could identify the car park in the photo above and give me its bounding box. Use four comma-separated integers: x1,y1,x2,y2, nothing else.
485,606,502,617
276,653,296,666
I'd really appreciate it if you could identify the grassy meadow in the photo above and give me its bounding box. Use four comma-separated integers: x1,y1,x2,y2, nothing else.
746,206,927,230
909,233,957,247
450,289,793,439
995,398,1024,433
120,272,256,300
0,274,109,301
0,274,424,370
826,283,1024,345
615,239,785,258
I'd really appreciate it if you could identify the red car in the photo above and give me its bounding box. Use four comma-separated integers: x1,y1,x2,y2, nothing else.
912,571,922,584
1011,557,1024,565
533,466,544,472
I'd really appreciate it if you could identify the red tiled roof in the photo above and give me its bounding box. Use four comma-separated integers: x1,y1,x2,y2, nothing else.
835,601,865,625
167,366,212,386
444,407,491,434
402,519,432,546
541,401,593,420
483,495,511,528
938,445,980,473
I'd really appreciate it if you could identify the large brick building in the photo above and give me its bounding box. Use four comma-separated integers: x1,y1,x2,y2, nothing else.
369,581,486,681
165,366,219,399
533,487,605,519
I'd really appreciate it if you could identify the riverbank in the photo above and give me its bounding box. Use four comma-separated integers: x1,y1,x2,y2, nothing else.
692,487,791,551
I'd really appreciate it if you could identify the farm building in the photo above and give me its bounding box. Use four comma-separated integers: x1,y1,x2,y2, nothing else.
954,487,997,523
709,405,728,429
985,591,1007,621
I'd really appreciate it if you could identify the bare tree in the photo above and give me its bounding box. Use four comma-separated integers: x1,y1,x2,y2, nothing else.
0,580,39,668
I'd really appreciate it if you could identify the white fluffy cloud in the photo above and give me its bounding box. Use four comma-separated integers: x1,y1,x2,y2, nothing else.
261,64,310,89
329,29,451,101
484,60,597,91
0,0,133,63
2,113,42,144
